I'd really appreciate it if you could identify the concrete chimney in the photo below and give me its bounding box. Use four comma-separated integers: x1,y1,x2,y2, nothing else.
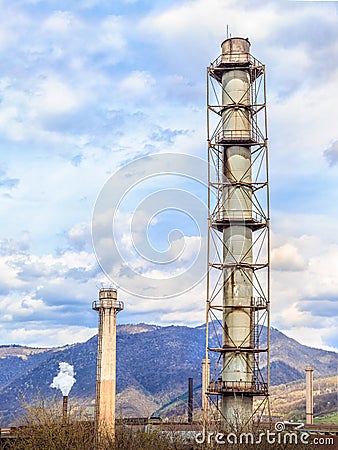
305,366,314,425
92,288,124,439
202,357,210,421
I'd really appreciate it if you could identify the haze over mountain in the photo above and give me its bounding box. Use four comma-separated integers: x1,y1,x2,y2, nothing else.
0,323,337,426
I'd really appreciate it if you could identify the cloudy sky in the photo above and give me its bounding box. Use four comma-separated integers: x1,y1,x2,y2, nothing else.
0,0,338,350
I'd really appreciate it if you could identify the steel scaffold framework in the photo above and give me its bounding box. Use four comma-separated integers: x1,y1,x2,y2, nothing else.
204,47,271,427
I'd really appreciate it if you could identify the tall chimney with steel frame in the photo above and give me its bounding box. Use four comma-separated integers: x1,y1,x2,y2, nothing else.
206,36,270,427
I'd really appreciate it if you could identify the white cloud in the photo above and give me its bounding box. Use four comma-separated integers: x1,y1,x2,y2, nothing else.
0,0,336,350
324,140,338,166
119,71,156,101
283,325,338,353
0,239,100,342
99,15,126,47
66,222,92,251
271,242,307,271
42,11,77,34
271,233,338,349
33,78,83,115
0,324,96,348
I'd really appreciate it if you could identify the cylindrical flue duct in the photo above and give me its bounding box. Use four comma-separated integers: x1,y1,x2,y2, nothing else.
188,377,193,423
62,395,68,421
92,288,124,439
305,366,314,425
221,37,254,423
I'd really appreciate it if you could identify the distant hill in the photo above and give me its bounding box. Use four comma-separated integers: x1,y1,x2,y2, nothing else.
270,375,338,422
268,327,338,377
0,324,337,426
0,345,65,390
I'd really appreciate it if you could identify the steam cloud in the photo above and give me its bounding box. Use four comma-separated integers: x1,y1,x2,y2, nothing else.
50,362,76,396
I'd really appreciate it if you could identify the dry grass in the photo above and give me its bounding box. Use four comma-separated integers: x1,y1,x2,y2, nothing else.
2,398,315,449
6,397,94,450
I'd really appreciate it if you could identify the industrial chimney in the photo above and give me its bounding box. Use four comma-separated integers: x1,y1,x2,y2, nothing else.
305,366,314,425
92,288,124,439
188,377,193,423
206,36,270,426
201,357,210,423
62,395,68,421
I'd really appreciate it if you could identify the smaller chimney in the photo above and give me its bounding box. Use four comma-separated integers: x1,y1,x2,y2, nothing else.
188,378,193,423
63,395,68,421
305,366,313,425
202,358,210,418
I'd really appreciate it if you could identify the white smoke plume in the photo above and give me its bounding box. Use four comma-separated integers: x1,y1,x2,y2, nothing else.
50,362,76,396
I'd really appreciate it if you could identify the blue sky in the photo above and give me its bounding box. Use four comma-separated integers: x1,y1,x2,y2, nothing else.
0,0,338,350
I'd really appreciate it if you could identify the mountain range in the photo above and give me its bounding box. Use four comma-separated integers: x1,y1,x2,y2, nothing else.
0,323,337,426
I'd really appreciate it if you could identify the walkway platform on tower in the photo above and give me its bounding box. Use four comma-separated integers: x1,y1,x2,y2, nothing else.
207,379,268,396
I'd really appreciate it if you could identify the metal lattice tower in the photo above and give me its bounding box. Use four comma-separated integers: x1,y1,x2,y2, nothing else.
204,37,270,428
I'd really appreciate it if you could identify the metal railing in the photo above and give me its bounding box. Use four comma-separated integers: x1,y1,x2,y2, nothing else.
210,52,263,69
92,299,124,311
208,379,268,394
215,128,265,145
212,209,265,223
251,296,267,308
215,129,253,143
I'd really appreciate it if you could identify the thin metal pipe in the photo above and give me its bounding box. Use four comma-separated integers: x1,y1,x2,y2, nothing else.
62,396,68,422
263,65,272,422
204,67,211,428
188,378,193,423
